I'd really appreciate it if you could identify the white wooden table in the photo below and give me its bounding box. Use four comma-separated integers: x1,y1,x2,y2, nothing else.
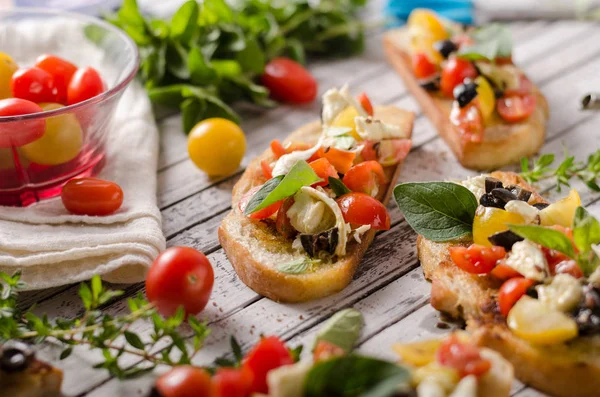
20,2,600,396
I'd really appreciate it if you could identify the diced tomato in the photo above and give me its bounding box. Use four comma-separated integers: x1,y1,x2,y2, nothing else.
360,139,412,166
495,56,513,65
498,277,536,317
449,244,506,274
212,367,253,397
336,192,390,230
238,186,283,220
440,57,478,97
450,102,484,143
313,340,346,362
270,139,315,161
270,140,287,159
243,336,294,394
260,160,273,179
275,197,296,239
357,92,374,116
497,94,536,123
490,263,522,280
437,335,491,377
342,161,386,197
309,158,339,187
317,147,356,174
412,53,438,80
554,260,584,279
542,247,583,278
504,75,533,97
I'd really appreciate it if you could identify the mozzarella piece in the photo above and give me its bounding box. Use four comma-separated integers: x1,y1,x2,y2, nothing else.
477,348,514,397
460,175,487,200
271,138,323,177
353,225,371,243
536,274,583,312
321,84,367,125
504,200,540,224
504,240,549,281
417,379,446,397
448,375,477,397
266,361,312,397
355,116,410,141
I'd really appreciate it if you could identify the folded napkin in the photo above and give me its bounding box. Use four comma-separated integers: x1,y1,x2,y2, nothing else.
0,81,166,290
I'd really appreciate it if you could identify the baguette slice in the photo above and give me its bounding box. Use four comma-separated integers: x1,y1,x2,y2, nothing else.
219,106,414,303
417,171,600,397
383,28,549,171
0,354,63,397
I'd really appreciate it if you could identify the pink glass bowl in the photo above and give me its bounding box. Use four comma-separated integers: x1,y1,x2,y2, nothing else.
0,8,139,206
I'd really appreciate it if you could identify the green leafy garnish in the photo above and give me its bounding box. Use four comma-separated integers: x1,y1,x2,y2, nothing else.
572,207,600,275
458,24,512,61
313,308,363,354
277,258,320,275
509,224,576,258
244,160,321,215
329,177,352,197
393,182,478,242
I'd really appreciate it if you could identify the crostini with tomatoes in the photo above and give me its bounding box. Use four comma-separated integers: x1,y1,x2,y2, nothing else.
383,9,549,170
218,85,414,302
395,172,600,397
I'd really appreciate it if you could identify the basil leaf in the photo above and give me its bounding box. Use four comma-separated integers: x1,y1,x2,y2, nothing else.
509,224,576,258
329,177,352,197
245,161,321,215
277,258,314,274
573,206,600,253
170,0,199,42
305,355,410,397
393,182,478,242
458,24,512,61
313,308,363,354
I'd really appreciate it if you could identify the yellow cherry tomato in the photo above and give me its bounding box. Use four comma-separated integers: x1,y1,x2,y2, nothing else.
21,103,83,165
473,206,526,246
475,76,496,122
393,339,442,367
187,118,246,176
540,189,581,227
331,106,361,141
408,9,448,64
0,52,18,100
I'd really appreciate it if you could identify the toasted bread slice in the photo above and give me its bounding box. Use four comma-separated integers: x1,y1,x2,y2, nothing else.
219,106,414,302
417,172,600,397
0,355,63,397
383,29,549,171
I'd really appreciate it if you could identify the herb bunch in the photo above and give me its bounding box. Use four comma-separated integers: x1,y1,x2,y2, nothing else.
0,273,210,379
108,0,367,132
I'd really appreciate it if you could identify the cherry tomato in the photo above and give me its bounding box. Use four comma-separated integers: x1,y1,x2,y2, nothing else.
554,260,584,279
275,197,296,239
336,192,391,230
188,118,246,176
490,262,522,280
261,57,317,104
243,336,294,394
309,158,339,187
497,94,536,123
342,161,386,197
412,53,438,79
11,67,58,103
313,340,345,362
238,185,283,220
35,55,78,104
212,367,253,397
21,103,82,165
155,366,212,397
450,102,484,143
449,244,506,274
0,52,18,100
437,335,491,377
504,75,533,97
360,139,411,166
317,147,356,174
61,177,123,216
357,92,374,116
67,67,104,105
498,277,536,317
440,57,478,97
261,160,273,179
145,246,214,317
0,98,44,148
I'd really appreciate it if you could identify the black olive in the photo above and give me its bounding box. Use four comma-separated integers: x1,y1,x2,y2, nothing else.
488,230,524,251
484,177,503,193
494,89,505,99
147,387,163,397
433,40,458,59
479,193,505,209
419,76,440,92
0,341,34,373
453,80,478,108
533,203,549,210
505,184,532,202
525,286,539,299
300,227,339,258
491,188,518,204
574,285,600,335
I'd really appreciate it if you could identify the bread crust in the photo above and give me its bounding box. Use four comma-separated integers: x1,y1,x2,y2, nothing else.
416,171,600,397
219,106,415,302
383,29,549,171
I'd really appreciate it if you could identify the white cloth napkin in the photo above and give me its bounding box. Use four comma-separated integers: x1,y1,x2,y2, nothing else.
0,81,166,290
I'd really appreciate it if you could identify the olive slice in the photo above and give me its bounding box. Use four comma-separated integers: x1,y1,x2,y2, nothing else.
300,227,339,258
488,230,524,251
419,75,440,92
505,184,532,202
453,80,478,108
491,188,518,204
485,177,503,193
479,193,505,209
533,203,549,210
433,39,458,59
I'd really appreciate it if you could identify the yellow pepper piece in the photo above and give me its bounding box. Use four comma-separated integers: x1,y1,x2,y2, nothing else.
407,10,448,64
539,189,581,227
475,76,496,122
331,106,361,141
393,339,442,367
473,206,526,247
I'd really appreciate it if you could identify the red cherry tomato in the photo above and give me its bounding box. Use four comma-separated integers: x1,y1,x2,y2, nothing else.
11,67,58,103
554,260,584,279
490,262,522,280
260,160,273,179
261,57,317,104
504,75,533,97
275,197,296,239
437,335,491,377
360,139,411,166
357,92,374,116
497,94,536,123
35,54,77,104
336,192,391,230
0,98,44,147
212,367,253,397
342,161,386,197
450,102,484,143
412,53,438,80
313,340,345,362
542,247,583,278
309,158,339,187
243,336,294,394
317,147,356,174
155,366,212,397
449,244,506,274
67,67,104,105
61,177,123,216
238,185,283,220
145,246,214,317
440,57,478,97
498,277,536,317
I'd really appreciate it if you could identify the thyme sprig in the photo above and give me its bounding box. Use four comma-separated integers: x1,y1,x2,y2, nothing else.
0,272,210,379
520,149,600,192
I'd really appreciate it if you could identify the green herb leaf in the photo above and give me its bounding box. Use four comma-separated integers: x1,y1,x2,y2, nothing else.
393,182,478,242
313,308,363,354
124,331,145,350
290,345,303,362
458,24,512,61
509,224,576,258
59,347,73,360
244,161,321,215
170,0,199,42
329,177,352,197
231,336,243,364
573,206,600,275
277,258,320,274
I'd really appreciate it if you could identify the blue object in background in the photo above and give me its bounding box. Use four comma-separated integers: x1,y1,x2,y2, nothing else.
385,0,474,26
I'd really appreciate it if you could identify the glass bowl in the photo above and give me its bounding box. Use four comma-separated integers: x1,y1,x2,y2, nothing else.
0,8,139,206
